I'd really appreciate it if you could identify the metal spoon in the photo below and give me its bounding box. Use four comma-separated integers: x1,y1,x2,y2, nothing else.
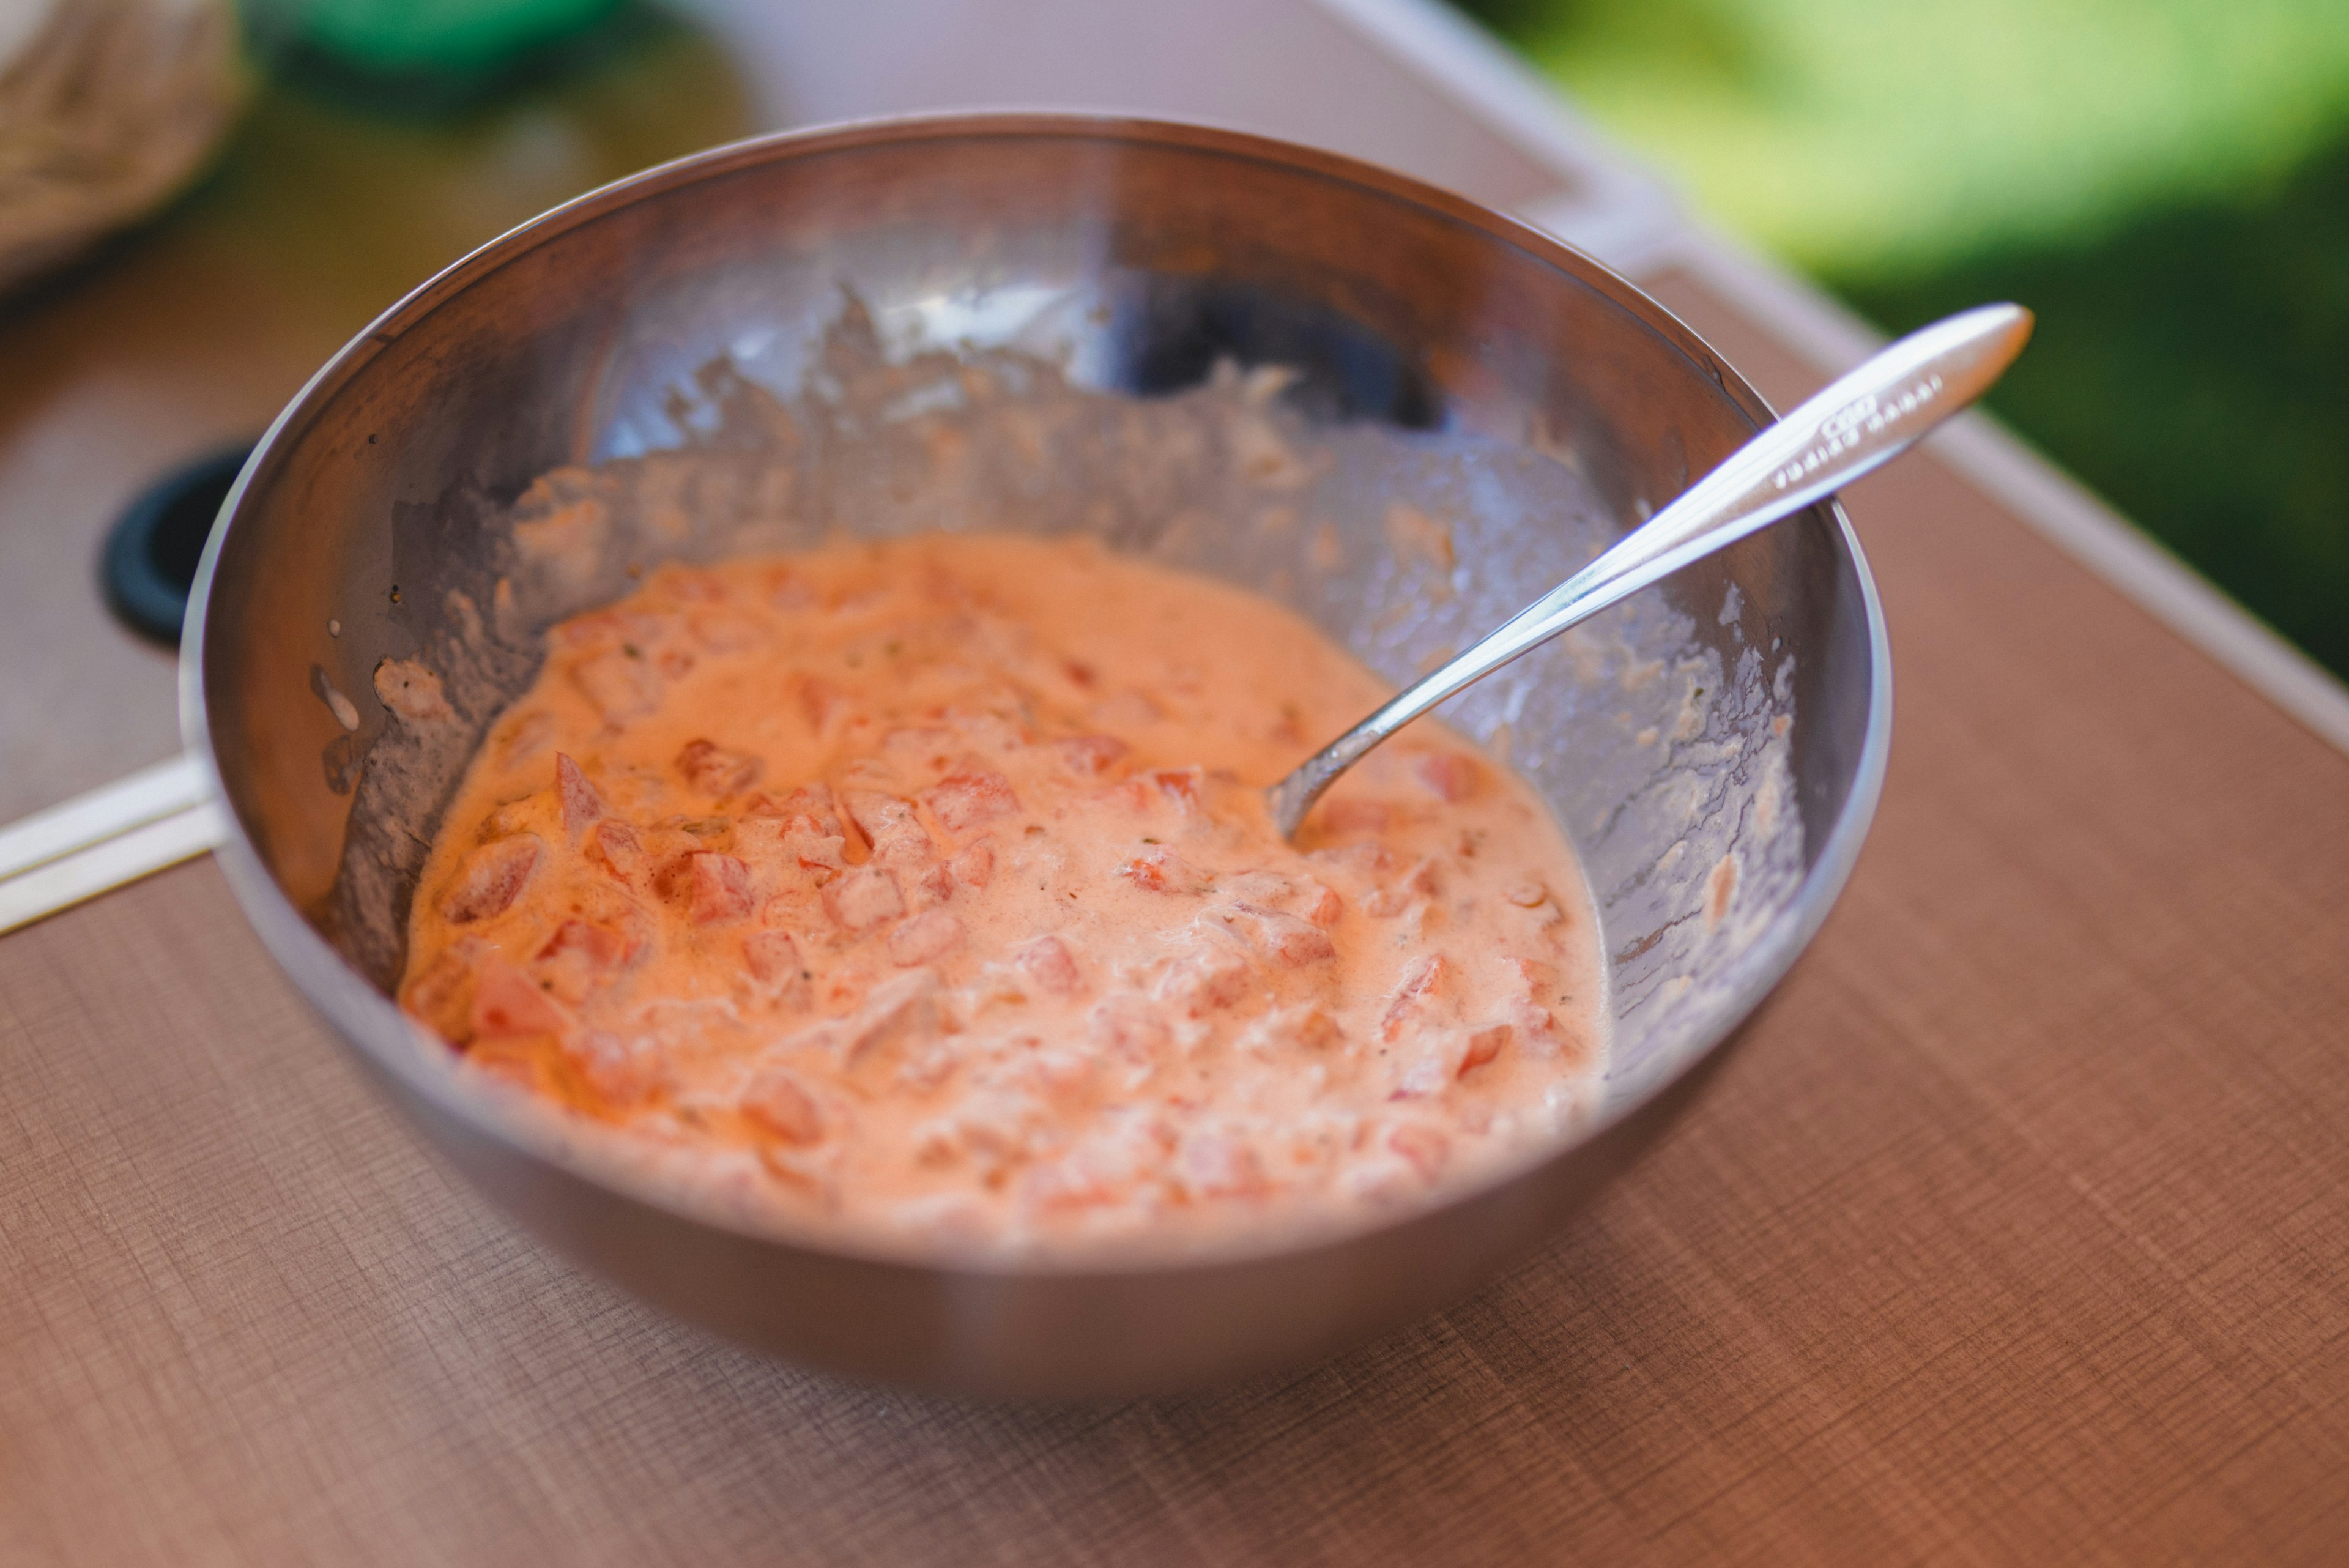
1266,302,2033,839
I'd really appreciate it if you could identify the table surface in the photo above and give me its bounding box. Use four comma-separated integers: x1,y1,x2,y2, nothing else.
6,3,2348,1563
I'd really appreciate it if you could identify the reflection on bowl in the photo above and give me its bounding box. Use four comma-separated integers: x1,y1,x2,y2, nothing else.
186,114,1888,1397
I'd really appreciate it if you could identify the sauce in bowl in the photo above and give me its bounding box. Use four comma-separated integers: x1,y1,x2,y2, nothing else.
401,532,1606,1250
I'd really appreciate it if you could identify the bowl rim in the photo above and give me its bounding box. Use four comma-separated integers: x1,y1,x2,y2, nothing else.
180,108,1892,1279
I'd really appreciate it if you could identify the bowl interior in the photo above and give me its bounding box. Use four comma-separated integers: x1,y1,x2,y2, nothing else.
191,117,1883,1218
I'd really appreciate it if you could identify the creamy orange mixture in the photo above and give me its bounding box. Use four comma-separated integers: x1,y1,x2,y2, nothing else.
399,534,1605,1249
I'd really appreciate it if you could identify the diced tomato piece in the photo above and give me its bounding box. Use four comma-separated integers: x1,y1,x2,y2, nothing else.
880,725,955,771
1226,903,1336,966
1390,1053,1449,1101
1158,940,1253,1013
1313,798,1393,834
1179,1132,1268,1200
1387,1123,1450,1181
675,738,762,797
1364,857,1439,918
1307,841,1393,879
838,790,890,840
1055,734,1129,776
470,959,567,1040
823,865,904,931
554,753,603,833
897,833,981,914
757,781,843,836
565,1031,663,1107
1088,997,1171,1065
738,805,847,880
1415,752,1482,803
1460,1022,1512,1076
740,1065,825,1144
743,929,806,986
438,836,540,923
554,608,656,650
1021,1048,1095,1100
494,711,555,770
841,969,943,1062
1015,934,1083,995
798,675,849,732
1508,998,1581,1063
572,647,659,723
586,820,644,885
1022,1156,1120,1213
1143,767,1203,811
1299,880,1343,928
651,850,699,902
1023,1116,1171,1211
949,839,993,890
1118,846,1211,894
689,609,762,652
688,852,753,924
845,790,934,866
768,568,812,609
1381,952,1452,1040
1508,956,1559,1000
533,916,638,1006
403,945,478,1044
730,814,786,866
887,908,965,967
1397,951,1451,1000
787,831,848,880
1112,763,1222,819
664,570,726,604
922,768,1019,834
1260,1003,1343,1053
536,917,634,971
793,782,845,833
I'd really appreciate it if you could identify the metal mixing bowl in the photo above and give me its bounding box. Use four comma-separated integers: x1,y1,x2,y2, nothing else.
184,114,1889,1398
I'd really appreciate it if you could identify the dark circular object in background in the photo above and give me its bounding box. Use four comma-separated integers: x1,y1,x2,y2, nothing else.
102,444,254,645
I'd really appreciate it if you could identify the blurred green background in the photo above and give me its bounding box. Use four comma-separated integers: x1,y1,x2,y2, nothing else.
1456,0,2349,680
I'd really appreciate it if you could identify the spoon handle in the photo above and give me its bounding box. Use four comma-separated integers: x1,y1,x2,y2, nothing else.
1267,302,2033,838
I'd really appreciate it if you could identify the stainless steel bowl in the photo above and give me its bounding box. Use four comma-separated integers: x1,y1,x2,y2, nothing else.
184,114,1889,1398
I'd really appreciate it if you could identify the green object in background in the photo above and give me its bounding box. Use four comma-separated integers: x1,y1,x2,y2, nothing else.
239,0,634,114
1459,0,2349,279
1456,0,2349,683
1838,144,2349,682
290,0,622,74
